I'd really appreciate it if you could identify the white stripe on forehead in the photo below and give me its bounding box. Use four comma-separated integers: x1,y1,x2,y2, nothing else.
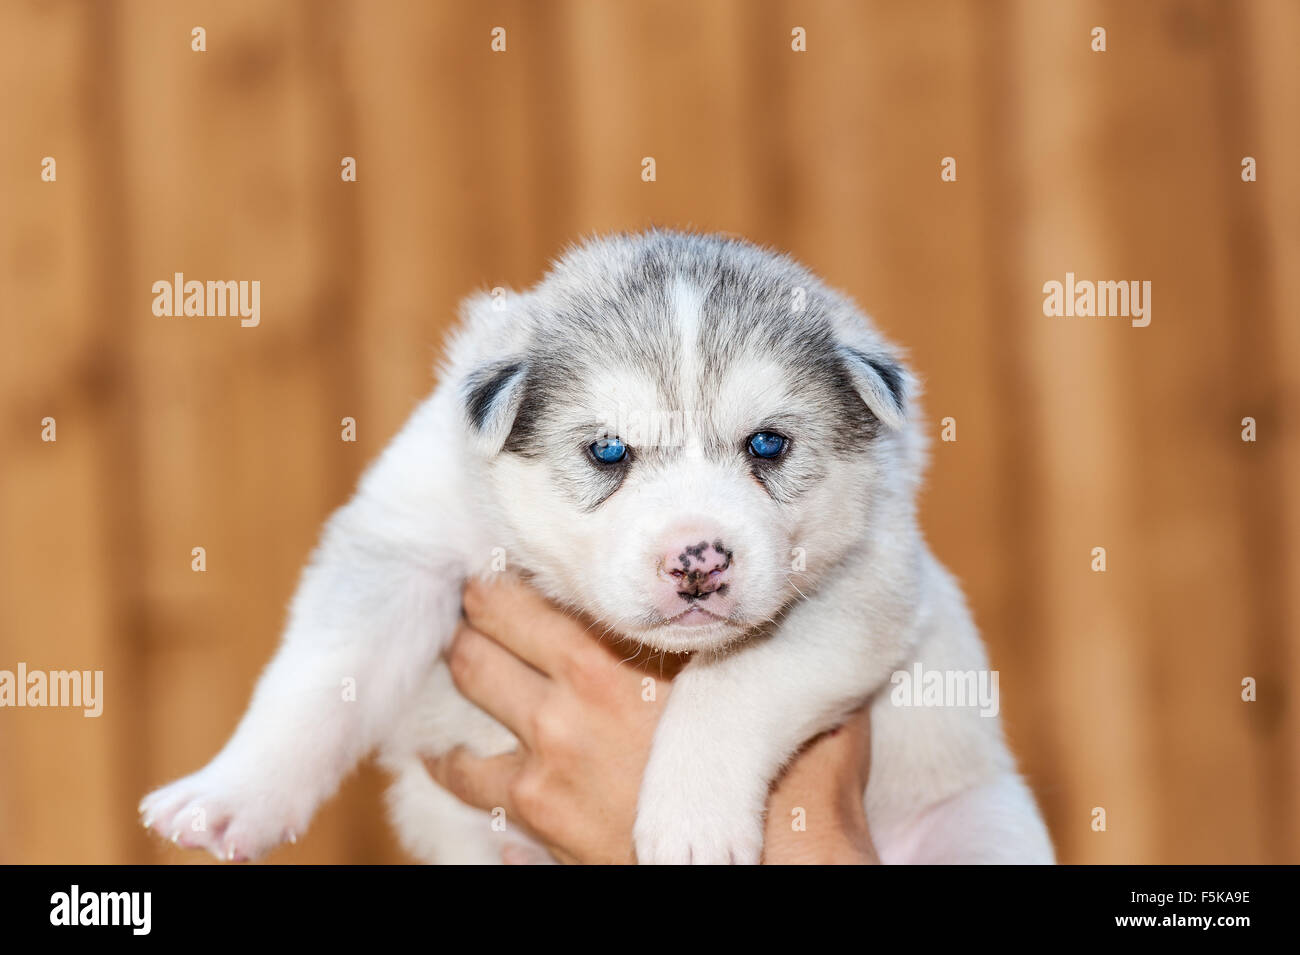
671,276,707,457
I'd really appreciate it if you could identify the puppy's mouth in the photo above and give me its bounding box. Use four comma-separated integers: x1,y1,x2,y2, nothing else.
664,605,728,628
626,604,752,654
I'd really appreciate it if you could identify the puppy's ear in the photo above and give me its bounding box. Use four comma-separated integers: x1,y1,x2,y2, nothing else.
837,346,908,431
462,359,529,453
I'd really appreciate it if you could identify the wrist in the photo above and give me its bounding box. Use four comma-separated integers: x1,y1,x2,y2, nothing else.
761,797,878,864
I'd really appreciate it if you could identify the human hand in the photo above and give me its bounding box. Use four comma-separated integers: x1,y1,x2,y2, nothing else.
425,576,878,864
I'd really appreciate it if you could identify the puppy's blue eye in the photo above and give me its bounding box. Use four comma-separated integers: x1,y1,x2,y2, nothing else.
747,432,787,459
589,437,627,464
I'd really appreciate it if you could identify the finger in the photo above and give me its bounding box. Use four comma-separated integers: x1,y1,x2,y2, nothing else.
463,575,600,677
835,705,878,861
447,622,549,743
837,704,873,789
424,746,524,814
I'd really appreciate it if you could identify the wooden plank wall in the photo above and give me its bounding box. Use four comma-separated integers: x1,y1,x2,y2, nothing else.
0,0,1295,864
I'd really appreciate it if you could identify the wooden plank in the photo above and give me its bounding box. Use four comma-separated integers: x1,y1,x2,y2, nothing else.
1240,0,1300,863
0,0,133,865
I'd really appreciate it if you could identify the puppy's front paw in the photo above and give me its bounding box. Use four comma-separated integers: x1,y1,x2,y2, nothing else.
633,791,765,865
139,762,309,862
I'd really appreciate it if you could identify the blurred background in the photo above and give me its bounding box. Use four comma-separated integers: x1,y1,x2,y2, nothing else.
1,0,1297,864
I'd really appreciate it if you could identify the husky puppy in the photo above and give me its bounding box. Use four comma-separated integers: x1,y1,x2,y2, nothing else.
140,230,1054,864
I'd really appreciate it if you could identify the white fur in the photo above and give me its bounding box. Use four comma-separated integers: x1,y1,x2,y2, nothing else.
140,231,1053,865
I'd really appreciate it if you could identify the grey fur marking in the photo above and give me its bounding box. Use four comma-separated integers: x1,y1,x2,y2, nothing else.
469,229,908,508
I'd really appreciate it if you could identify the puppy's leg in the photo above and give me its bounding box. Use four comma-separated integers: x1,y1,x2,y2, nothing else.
383,759,552,864
140,395,470,861
633,647,852,863
633,576,916,864
380,660,544,864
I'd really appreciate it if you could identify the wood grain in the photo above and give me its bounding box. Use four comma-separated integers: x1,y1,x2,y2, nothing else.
0,0,1294,864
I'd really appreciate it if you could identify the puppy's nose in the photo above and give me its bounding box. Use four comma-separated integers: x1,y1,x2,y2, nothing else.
661,539,734,600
